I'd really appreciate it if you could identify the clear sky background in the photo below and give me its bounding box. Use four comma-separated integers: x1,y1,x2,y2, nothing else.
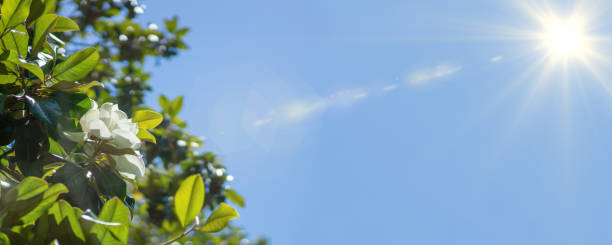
138,0,612,244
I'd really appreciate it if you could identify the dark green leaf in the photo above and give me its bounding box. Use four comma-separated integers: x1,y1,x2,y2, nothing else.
25,95,53,126
47,162,102,213
0,50,44,81
93,166,126,199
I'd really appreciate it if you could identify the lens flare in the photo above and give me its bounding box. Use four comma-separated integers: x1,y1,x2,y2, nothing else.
540,16,589,59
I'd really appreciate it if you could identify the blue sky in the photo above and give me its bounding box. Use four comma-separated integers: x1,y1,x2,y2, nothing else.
139,0,612,244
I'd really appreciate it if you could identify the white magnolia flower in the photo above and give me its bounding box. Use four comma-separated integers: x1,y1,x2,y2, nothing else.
65,102,145,179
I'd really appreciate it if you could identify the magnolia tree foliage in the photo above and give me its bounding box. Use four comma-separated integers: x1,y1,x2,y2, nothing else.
0,0,263,244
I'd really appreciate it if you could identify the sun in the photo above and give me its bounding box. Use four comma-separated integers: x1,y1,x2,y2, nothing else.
540,16,589,59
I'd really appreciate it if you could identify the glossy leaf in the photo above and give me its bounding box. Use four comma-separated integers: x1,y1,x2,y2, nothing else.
25,95,54,126
174,174,205,227
93,166,126,199
52,47,99,81
32,14,78,56
132,110,163,129
1,0,32,31
201,203,239,233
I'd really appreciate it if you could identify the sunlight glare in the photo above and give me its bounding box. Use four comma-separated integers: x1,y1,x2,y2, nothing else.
540,16,589,59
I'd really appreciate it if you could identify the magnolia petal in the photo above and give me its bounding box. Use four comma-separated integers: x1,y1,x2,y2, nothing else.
99,103,114,127
115,119,139,135
111,128,141,149
87,119,112,139
111,154,146,179
79,108,100,132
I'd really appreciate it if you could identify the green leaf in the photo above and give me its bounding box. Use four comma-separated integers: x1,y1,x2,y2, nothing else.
48,200,85,242
47,162,102,213
136,128,156,143
50,91,92,118
132,110,163,130
1,24,29,57
201,203,239,233
158,94,170,112
31,14,78,56
89,197,130,244
93,166,126,199
225,189,245,207
27,0,55,24
1,0,32,32
174,174,205,227
25,95,54,126
16,176,48,200
0,232,8,245
169,96,183,116
50,80,103,93
20,183,68,224
0,50,44,81
48,137,67,157
52,47,99,82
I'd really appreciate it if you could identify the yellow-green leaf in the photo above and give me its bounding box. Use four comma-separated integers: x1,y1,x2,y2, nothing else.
16,176,48,200
201,203,239,233
52,47,99,82
89,197,130,244
48,200,85,242
1,0,32,32
174,174,205,227
1,24,29,57
32,14,78,56
136,128,156,143
20,183,68,224
225,189,245,207
132,110,163,130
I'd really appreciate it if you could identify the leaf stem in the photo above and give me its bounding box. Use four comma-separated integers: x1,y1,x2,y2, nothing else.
160,216,200,245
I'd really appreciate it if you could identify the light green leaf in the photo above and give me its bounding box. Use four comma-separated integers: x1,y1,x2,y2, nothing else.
201,203,239,233
20,183,68,224
225,189,245,207
52,47,99,81
1,24,28,57
27,0,55,25
1,0,32,32
132,110,163,130
48,200,85,242
0,232,8,245
158,95,170,113
169,96,183,116
174,174,205,227
16,176,48,201
136,128,156,143
89,197,130,244
50,80,103,93
48,137,67,157
32,14,78,56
